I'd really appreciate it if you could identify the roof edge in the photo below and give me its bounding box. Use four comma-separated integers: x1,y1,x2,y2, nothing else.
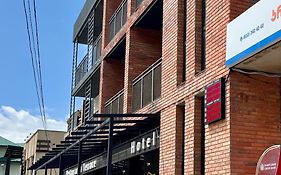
73,0,98,41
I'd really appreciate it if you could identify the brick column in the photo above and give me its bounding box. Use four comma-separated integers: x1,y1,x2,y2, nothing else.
160,0,184,174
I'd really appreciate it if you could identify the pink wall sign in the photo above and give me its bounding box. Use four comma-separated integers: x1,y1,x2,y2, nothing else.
256,145,281,175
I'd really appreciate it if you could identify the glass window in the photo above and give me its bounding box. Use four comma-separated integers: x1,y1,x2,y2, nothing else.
143,72,152,106
122,1,127,25
119,94,124,114
153,64,161,100
109,20,114,41
112,98,119,114
115,10,122,35
132,81,142,112
105,104,111,114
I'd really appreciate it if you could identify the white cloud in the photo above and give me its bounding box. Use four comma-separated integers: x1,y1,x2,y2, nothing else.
0,105,66,143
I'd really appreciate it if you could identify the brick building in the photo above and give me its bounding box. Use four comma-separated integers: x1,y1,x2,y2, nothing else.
30,0,281,174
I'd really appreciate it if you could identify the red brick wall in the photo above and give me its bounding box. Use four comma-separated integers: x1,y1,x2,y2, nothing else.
230,72,281,175
99,59,125,113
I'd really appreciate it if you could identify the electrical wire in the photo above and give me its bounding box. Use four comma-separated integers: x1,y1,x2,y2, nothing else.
32,0,48,130
23,0,49,136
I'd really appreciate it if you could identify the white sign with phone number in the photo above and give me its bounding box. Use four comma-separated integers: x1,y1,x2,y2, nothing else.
226,0,281,67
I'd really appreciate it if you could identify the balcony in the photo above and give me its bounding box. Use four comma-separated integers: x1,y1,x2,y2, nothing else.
105,90,124,114
75,34,102,87
132,59,161,112
108,0,127,42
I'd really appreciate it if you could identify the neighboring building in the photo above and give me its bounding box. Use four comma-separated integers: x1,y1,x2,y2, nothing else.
0,136,23,175
23,130,66,175
30,0,281,174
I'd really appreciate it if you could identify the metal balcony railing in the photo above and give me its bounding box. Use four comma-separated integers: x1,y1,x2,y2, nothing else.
105,90,124,115
132,59,161,112
108,0,127,42
75,34,102,86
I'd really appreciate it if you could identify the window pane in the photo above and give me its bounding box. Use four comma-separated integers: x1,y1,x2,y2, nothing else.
119,94,124,114
92,45,97,65
143,72,152,106
153,64,161,100
122,1,127,25
96,38,102,61
109,21,114,41
132,81,141,112
115,10,122,34
105,104,111,114
112,98,119,114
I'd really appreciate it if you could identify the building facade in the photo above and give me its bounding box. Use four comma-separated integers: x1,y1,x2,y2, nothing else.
0,136,23,175
23,130,66,175
31,0,281,174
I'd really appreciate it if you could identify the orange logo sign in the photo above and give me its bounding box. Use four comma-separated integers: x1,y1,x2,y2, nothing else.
271,5,281,22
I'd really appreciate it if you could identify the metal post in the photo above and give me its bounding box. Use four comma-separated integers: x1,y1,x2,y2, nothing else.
77,142,82,175
5,157,11,175
59,155,63,175
106,117,114,175
20,156,23,175
44,166,47,175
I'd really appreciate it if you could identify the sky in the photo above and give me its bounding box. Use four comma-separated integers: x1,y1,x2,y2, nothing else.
0,1,85,143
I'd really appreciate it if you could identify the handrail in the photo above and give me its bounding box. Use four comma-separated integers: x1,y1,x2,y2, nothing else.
108,0,128,41
75,33,102,86
105,89,124,114
76,54,88,72
132,58,162,85
132,59,162,112
108,0,127,24
105,89,124,107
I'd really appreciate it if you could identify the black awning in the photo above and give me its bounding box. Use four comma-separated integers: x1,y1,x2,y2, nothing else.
4,145,23,159
29,113,160,171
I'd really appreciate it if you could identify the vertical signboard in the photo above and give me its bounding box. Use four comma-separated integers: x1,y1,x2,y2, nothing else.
256,145,281,175
205,78,225,124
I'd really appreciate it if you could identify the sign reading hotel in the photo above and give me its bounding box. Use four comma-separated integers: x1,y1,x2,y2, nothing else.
131,130,159,154
256,145,281,175
64,128,160,175
226,0,281,67
205,78,225,124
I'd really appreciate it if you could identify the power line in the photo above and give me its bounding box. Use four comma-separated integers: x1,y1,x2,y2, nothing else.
32,0,47,128
23,0,48,131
